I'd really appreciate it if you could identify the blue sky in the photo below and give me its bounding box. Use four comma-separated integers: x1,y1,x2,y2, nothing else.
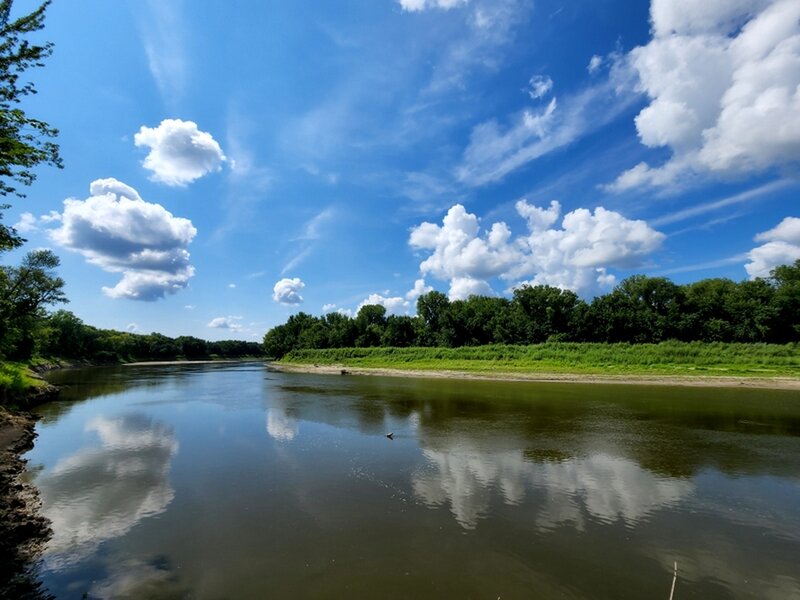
8,0,800,340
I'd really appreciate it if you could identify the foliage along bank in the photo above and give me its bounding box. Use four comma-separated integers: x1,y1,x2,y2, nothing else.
34,310,263,364
263,261,800,359
280,342,800,377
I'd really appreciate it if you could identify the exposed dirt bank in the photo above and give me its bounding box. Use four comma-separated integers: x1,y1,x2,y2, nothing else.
0,407,51,598
272,362,800,390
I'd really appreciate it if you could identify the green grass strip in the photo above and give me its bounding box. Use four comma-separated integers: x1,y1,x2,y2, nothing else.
279,342,800,377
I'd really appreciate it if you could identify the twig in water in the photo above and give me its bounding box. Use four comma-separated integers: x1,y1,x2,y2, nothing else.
668,561,677,600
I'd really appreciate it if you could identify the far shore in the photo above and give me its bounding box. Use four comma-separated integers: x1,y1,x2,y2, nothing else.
123,359,253,367
271,362,800,390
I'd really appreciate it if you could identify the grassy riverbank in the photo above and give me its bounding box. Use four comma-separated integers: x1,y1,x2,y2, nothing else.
0,364,52,408
280,342,800,378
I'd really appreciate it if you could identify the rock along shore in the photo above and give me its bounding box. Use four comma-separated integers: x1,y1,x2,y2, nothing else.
0,406,52,598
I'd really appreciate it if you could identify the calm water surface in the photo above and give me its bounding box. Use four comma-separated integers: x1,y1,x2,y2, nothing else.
25,363,800,599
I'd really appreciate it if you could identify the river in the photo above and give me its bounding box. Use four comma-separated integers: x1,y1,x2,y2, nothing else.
22,362,800,598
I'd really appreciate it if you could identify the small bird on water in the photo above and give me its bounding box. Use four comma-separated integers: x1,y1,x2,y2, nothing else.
386,432,394,440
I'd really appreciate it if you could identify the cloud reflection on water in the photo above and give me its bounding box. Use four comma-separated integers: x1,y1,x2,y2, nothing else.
88,558,189,600
413,440,693,530
266,408,299,441
35,414,178,569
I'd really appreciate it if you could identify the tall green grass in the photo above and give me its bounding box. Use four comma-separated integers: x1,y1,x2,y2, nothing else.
0,363,42,405
280,342,800,377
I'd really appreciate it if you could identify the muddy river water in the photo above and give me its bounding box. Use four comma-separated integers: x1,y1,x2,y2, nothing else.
24,362,800,598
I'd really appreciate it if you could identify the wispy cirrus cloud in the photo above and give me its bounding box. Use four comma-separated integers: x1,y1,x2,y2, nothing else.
293,208,336,241
651,179,794,227
420,0,534,95
280,247,313,277
398,0,469,12
456,64,638,186
280,208,337,275
134,0,188,105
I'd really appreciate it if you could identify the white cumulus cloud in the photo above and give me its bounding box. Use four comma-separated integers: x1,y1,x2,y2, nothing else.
609,0,800,191
406,278,433,300
50,179,197,301
13,211,37,233
13,210,61,233
134,119,226,186
357,293,410,315
409,202,664,297
745,216,800,278
353,279,434,314
207,316,243,330
273,277,305,305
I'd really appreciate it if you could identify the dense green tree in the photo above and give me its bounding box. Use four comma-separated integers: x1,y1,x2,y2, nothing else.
768,260,800,342
208,339,262,357
680,278,737,341
584,291,642,343
323,311,358,348
175,336,209,359
416,291,451,346
0,0,61,198
41,310,90,358
382,315,417,347
583,276,681,343
263,312,320,358
511,285,583,343
463,296,515,345
298,321,331,349
355,304,386,347
0,248,65,358
727,279,775,342
616,275,684,341
0,203,21,251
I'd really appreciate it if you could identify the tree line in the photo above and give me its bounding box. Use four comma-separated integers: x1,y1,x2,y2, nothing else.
2,305,263,364
33,310,262,363
263,262,800,358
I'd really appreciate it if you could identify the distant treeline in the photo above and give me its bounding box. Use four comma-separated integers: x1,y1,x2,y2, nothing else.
11,310,263,363
263,261,800,358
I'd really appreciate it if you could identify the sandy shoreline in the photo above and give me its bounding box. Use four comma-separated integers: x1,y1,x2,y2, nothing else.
271,362,800,390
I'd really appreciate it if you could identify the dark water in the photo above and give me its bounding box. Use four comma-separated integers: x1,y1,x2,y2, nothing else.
24,363,800,599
